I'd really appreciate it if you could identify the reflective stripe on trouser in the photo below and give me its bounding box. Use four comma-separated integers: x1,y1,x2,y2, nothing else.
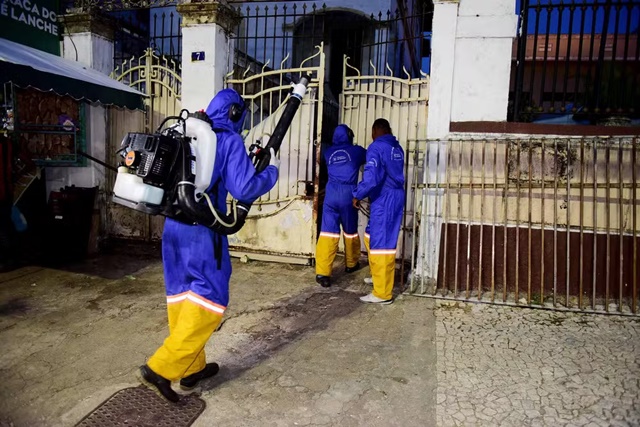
147,293,224,381
369,250,396,300
316,232,339,276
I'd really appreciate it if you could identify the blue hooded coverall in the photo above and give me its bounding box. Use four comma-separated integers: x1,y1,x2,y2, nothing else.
315,125,366,277
147,89,278,381
353,133,405,301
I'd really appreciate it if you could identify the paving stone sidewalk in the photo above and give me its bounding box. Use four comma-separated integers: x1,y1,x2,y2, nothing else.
434,301,640,427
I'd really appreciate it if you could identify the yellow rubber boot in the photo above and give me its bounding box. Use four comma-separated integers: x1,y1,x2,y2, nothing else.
165,299,206,377
147,298,223,381
368,251,396,301
344,233,362,269
364,233,371,255
315,233,340,277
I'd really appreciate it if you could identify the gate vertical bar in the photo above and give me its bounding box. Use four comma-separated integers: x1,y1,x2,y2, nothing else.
455,139,463,297
442,137,453,296
579,137,585,310
465,140,475,299
491,138,498,302
541,138,546,304
566,138,572,307
592,139,598,310
528,139,533,304
478,138,487,300
618,138,624,311
606,139,611,311
633,137,638,314
516,139,522,302
553,137,559,307
503,140,510,303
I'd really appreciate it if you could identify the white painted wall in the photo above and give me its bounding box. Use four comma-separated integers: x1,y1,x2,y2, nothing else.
428,0,517,139
181,24,234,113
426,1,459,140
450,0,517,123
62,32,114,76
418,0,518,282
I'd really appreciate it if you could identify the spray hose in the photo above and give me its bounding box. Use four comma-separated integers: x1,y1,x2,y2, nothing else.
177,74,312,235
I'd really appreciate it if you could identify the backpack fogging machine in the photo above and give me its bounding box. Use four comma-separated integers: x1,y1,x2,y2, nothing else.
111,75,312,235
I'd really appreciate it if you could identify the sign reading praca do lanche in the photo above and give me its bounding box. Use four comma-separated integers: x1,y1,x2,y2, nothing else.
0,0,60,55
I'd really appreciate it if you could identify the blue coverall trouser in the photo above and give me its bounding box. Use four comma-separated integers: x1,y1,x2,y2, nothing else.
316,183,361,276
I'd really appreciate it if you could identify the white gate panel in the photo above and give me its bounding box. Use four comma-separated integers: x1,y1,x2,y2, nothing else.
340,57,430,263
226,46,326,261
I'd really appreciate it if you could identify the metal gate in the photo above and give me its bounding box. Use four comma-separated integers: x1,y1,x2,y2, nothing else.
225,46,326,261
106,49,182,241
340,57,430,274
411,136,640,316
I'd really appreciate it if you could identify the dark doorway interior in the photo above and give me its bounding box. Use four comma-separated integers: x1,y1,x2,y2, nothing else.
293,11,372,239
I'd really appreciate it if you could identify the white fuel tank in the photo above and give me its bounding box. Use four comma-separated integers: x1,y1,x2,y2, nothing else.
183,116,217,199
113,166,165,205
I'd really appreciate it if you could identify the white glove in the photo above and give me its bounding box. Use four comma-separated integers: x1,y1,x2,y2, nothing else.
269,147,280,170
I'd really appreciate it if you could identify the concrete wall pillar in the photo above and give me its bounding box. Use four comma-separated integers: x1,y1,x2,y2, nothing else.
417,0,517,283
417,0,460,283
450,0,518,123
59,12,115,76
176,0,242,112
426,0,460,140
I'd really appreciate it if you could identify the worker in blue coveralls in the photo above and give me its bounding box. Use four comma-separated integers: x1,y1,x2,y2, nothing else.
353,118,405,305
138,88,280,402
315,124,366,287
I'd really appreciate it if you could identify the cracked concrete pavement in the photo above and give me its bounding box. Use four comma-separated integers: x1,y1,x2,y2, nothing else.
0,254,435,427
1,247,639,426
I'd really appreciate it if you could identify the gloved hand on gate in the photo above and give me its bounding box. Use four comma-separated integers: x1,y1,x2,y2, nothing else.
269,147,280,170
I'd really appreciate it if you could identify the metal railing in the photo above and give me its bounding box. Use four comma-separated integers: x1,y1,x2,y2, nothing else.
411,136,639,316
510,0,640,124
112,9,182,66
228,0,433,93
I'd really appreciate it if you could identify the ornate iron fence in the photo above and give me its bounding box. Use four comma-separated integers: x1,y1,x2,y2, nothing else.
112,9,182,66
510,0,640,124
228,0,433,99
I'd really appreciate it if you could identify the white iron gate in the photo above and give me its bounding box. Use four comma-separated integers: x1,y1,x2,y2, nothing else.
340,56,430,274
225,46,326,262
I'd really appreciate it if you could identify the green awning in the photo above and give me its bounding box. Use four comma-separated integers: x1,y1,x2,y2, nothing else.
0,38,145,110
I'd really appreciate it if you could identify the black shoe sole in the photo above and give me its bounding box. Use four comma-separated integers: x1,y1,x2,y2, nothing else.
345,264,362,274
315,276,331,288
137,367,180,403
179,364,220,390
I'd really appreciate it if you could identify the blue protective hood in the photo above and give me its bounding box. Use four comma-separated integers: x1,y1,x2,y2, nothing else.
376,133,400,147
332,124,353,146
205,88,247,133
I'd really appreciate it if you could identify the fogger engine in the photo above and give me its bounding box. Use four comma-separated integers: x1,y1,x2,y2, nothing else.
112,132,180,214
111,75,311,235
112,110,214,219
